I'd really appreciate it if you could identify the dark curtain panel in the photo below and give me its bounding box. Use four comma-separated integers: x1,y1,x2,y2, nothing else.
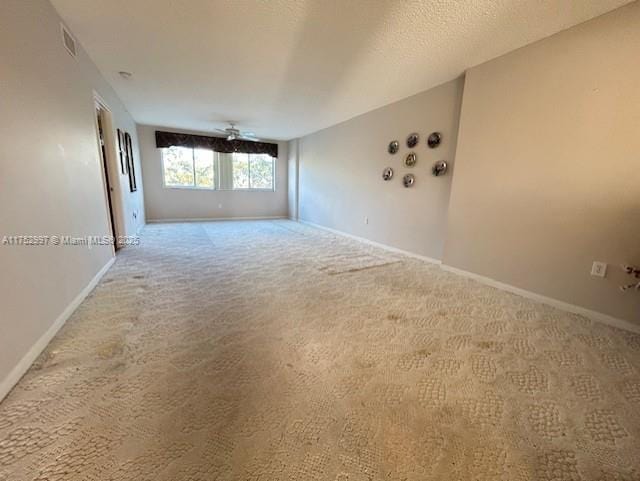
155,130,278,158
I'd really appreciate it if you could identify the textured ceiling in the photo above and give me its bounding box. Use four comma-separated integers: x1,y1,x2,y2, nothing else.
51,0,632,140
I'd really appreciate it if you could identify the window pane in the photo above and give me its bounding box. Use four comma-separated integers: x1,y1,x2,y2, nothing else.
249,154,274,189
162,147,194,187
194,148,214,188
232,153,249,189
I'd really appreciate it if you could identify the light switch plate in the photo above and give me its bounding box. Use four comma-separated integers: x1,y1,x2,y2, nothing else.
591,261,607,278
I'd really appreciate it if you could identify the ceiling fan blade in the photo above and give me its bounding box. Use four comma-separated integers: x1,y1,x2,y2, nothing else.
239,135,261,142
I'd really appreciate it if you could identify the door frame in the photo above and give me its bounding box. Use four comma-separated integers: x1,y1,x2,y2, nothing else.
93,93,124,252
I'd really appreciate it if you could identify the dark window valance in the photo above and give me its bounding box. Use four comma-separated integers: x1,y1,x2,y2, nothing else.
155,130,278,158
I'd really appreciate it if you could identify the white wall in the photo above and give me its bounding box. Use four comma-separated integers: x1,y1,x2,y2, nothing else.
84,70,145,237
287,139,299,220
292,4,639,326
297,78,464,260
443,2,640,324
138,125,288,221
0,0,144,398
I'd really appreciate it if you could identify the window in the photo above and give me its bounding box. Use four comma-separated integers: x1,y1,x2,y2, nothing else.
194,149,215,188
232,153,249,189
247,154,275,190
162,148,275,191
229,153,274,190
218,153,275,190
162,146,214,189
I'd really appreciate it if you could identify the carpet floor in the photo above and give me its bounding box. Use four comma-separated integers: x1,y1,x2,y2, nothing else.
1,220,639,481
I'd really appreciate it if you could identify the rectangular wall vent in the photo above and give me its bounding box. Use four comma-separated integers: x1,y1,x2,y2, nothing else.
61,24,77,58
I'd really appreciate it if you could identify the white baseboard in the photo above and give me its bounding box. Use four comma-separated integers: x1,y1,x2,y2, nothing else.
147,216,287,223
297,219,639,334
0,256,116,402
298,219,442,265
440,265,640,334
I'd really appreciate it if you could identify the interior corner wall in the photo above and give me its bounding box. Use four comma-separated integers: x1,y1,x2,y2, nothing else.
443,2,640,324
137,125,288,221
287,139,299,220
0,0,145,398
297,77,464,260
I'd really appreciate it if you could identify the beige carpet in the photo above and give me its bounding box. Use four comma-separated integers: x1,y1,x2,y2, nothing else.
1,220,639,481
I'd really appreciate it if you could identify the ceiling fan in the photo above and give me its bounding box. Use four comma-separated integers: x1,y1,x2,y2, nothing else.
215,122,260,142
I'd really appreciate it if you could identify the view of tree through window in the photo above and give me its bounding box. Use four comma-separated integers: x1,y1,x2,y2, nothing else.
231,153,249,189
231,153,274,190
194,149,214,188
162,148,274,190
162,147,214,188
162,147,194,187
249,154,274,189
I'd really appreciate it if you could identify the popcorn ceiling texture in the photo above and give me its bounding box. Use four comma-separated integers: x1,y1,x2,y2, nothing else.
50,0,633,139
1,220,639,480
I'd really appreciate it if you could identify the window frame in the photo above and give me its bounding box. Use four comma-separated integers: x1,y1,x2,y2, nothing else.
160,148,276,192
224,153,276,192
161,146,216,190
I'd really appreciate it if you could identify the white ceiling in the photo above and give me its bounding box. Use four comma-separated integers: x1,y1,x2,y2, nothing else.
52,0,631,140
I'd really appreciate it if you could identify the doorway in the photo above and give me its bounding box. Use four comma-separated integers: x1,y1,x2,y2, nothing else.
95,103,120,251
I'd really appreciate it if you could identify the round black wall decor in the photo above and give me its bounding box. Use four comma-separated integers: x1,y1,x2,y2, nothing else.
427,132,442,148
388,140,399,154
406,133,419,148
382,167,394,181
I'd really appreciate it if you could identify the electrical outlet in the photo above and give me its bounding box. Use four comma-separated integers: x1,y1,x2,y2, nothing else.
364,216,369,225
591,261,607,278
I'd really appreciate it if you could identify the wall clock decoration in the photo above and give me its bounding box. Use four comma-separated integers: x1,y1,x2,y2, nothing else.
432,160,448,176
406,133,419,148
403,173,415,188
427,132,442,148
404,152,417,167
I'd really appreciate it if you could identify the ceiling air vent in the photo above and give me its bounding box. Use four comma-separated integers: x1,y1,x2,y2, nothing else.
60,24,77,58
